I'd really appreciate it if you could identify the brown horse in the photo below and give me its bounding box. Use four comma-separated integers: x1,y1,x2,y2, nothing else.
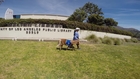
56,39,79,50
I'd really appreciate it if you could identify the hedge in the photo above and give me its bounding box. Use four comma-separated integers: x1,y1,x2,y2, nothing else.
0,19,133,36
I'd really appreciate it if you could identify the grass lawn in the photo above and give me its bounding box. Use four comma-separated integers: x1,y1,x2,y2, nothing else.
0,40,140,79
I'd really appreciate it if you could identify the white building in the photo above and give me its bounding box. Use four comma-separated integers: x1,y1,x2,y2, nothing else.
14,14,69,20
4,8,13,19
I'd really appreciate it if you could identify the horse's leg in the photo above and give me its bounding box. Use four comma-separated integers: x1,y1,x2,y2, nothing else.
56,39,63,50
56,39,60,48
66,46,69,50
60,45,62,50
72,45,75,51
76,41,80,49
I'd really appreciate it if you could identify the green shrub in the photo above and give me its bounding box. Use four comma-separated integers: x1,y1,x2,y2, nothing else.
99,37,103,42
124,38,132,42
121,39,126,43
131,38,138,43
86,34,101,43
114,38,122,45
102,36,114,45
86,35,139,45
92,37,102,44
86,34,96,40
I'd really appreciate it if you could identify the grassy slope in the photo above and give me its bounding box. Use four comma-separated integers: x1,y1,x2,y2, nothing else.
0,40,140,79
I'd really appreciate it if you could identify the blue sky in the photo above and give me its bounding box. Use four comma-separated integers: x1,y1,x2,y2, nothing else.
0,0,140,30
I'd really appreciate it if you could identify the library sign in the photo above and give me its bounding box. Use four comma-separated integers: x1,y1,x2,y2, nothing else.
0,27,72,34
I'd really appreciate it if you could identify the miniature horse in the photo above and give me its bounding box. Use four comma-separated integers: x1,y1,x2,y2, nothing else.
56,39,79,50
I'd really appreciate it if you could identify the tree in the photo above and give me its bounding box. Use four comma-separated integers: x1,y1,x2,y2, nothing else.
81,2,103,15
0,18,4,20
87,14,104,25
67,9,87,22
104,18,118,27
67,2,104,23
0,0,4,5
68,2,119,26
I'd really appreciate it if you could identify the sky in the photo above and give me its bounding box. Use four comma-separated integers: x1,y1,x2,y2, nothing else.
0,0,140,30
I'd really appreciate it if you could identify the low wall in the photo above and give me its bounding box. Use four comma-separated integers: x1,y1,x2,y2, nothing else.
0,27,131,41
80,30,131,39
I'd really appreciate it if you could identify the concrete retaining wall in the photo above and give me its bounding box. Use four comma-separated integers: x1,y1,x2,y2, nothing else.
0,27,131,41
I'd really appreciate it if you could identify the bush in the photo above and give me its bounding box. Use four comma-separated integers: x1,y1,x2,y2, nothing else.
124,38,132,42
86,34,96,40
113,38,122,45
99,37,103,42
85,35,139,45
121,39,126,43
92,37,102,44
131,38,138,43
85,34,101,43
102,36,114,45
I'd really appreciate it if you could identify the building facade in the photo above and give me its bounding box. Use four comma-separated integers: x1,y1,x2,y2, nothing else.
13,14,69,20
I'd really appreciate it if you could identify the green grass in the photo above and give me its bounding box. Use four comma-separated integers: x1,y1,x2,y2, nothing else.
0,40,140,79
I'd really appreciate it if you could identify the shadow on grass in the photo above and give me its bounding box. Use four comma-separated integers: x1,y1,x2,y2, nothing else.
56,48,75,51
